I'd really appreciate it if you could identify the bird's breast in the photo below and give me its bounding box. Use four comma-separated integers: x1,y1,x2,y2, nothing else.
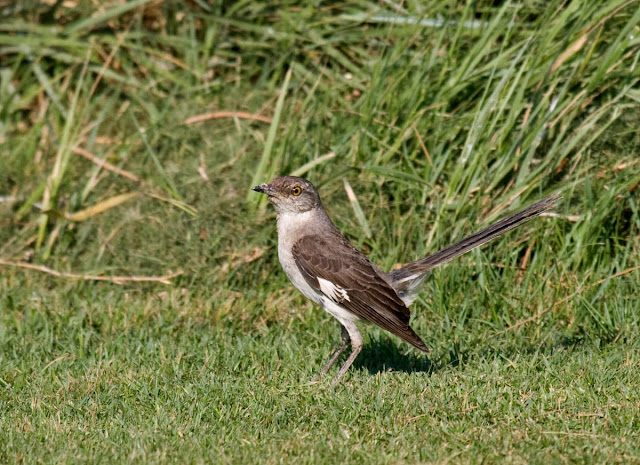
275,211,323,306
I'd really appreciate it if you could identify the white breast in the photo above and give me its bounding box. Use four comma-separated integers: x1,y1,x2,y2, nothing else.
275,210,360,324
276,210,323,305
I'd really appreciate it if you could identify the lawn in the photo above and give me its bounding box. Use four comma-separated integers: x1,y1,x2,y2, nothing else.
1,1,640,463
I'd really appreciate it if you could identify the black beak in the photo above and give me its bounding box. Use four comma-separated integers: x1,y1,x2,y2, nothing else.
252,183,272,195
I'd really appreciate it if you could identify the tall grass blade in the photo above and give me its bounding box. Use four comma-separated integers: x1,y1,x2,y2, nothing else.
248,67,292,207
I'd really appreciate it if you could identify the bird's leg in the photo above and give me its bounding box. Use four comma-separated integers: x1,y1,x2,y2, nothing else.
331,321,363,387
317,325,350,377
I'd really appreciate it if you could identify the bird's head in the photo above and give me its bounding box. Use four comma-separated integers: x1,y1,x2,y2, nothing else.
252,176,321,214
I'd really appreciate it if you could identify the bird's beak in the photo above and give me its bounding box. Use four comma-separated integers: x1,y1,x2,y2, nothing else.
252,183,275,196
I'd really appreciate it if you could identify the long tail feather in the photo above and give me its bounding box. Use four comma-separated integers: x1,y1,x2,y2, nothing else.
389,193,561,301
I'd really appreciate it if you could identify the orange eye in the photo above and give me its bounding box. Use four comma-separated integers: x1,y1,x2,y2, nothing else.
291,186,302,196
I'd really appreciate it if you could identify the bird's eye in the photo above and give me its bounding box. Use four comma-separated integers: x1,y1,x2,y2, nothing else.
291,186,302,196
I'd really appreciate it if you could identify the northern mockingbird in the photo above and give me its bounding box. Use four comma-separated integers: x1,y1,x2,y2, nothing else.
253,176,559,385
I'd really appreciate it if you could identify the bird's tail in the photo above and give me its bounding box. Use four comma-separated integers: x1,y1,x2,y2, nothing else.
389,193,561,305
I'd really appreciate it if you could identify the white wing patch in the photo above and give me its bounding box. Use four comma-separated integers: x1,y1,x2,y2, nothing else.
395,273,421,284
317,277,350,303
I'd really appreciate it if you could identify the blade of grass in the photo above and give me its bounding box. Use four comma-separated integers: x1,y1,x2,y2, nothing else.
130,113,181,200
343,178,372,239
290,152,336,177
248,67,292,207
66,192,140,222
65,0,156,35
36,49,91,257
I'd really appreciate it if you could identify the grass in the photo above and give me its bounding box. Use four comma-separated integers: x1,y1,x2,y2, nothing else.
1,0,640,463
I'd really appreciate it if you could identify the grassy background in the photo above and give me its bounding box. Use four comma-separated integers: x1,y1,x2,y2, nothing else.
1,0,640,463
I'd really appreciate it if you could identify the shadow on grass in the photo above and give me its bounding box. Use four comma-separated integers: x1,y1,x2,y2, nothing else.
351,337,435,375
322,324,607,375
347,331,595,378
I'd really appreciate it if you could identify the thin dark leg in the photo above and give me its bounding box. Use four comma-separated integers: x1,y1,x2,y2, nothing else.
331,320,363,387
332,342,363,387
317,325,350,377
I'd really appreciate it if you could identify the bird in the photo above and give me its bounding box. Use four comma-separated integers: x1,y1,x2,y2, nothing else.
252,176,560,386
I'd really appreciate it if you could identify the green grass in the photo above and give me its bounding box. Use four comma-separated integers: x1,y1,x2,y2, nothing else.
1,1,640,463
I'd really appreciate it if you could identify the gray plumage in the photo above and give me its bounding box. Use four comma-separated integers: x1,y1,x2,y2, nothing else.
252,176,560,386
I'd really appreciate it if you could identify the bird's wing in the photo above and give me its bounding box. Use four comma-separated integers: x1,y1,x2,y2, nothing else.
292,234,428,352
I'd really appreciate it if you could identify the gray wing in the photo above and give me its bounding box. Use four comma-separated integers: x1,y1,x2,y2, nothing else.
292,234,428,352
